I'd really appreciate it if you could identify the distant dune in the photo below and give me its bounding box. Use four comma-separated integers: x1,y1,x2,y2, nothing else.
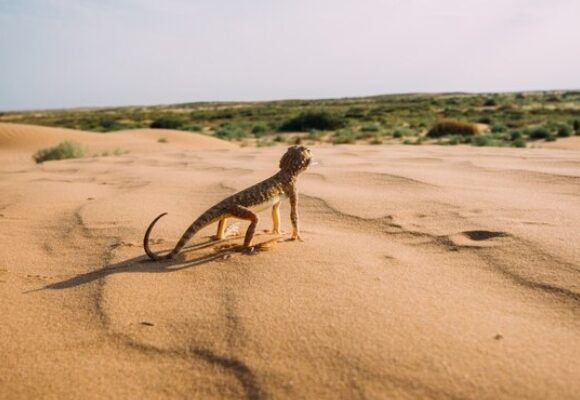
1,123,579,399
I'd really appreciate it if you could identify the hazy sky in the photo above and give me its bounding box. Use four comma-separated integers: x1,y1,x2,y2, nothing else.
1,0,579,111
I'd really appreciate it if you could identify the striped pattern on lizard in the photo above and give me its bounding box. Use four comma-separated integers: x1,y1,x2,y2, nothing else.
143,145,313,261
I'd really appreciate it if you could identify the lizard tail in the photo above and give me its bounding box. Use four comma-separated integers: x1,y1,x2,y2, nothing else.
144,212,172,261
143,212,205,261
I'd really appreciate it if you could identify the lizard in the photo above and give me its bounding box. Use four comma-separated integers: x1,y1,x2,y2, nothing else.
143,145,313,261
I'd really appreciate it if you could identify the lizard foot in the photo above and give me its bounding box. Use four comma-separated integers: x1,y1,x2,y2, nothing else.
241,246,257,255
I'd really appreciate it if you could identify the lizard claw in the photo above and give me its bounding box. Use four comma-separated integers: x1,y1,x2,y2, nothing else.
290,234,303,242
241,246,257,255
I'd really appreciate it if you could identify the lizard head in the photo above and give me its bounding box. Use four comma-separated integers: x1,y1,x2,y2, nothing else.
279,145,313,175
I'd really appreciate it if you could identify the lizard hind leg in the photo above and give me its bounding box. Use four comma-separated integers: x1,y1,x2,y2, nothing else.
216,217,227,240
226,205,259,250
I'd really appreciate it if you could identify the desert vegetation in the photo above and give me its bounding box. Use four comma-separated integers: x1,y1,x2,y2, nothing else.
33,141,85,163
3,90,579,148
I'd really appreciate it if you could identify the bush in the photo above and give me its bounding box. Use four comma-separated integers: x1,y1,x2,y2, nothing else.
33,141,85,164
511,138,527,148
392,128,414,138
483,98,497,106
98,117,125,131
360,123,381,132
307,130,323,141
477,116,493,124
557,125,572,137
573,119,580,132
446,135,469,145
427,119,478,138
491,123,506,133
279,110,346,132
183,124,203,132
471,136,492,147
251,123,269,137
150,116,185,129
214,124,248,140
528,127,551,140
331,129,360,144
509,130,523,141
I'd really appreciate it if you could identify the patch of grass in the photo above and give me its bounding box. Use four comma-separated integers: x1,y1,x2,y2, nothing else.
491,123,506,133
369,136,382,145
509,130,523,141
331,129,360,144
256,138,275,147
511,138,527,148
392,127,414,138
157,137,168,143
427,119,478,138
360,123,381,132
214,124,248,140
251,123,269,137
182,123,203,132
471,135,493,147
33,141,85,163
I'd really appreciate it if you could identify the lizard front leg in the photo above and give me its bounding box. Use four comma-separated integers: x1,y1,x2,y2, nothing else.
288,185,303,241
271,201,282,235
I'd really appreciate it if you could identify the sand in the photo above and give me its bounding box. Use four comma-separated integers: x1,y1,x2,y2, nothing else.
1,122,579,399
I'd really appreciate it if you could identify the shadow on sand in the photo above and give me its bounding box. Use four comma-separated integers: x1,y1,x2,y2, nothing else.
36,236,251,291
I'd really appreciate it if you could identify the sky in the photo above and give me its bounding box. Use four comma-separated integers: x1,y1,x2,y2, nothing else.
0,0,579,111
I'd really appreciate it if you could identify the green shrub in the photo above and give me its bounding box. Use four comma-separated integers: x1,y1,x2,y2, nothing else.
214,124,248,140
331,129,359,144
509,130,523,141
392,128,414,138
573,119,580,132
360,123,381,132
256,138,274,147
98,117,125,131
471,136,492,147
150,116,184,129
33,141,85,164
528,127,551,140
483,98,497,106
307,130,323,140
511,138,527,148
477,116,493,124
251,123,269,137
557,125,572,137
447,135,467,145
183,124,203,132
279,110,346,132
491,123,506,133
427,119,478,138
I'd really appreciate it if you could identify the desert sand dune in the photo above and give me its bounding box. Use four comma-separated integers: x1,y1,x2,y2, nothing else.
0,124,579,399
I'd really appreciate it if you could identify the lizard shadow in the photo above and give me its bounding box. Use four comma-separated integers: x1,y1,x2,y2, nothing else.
35,236,250,292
